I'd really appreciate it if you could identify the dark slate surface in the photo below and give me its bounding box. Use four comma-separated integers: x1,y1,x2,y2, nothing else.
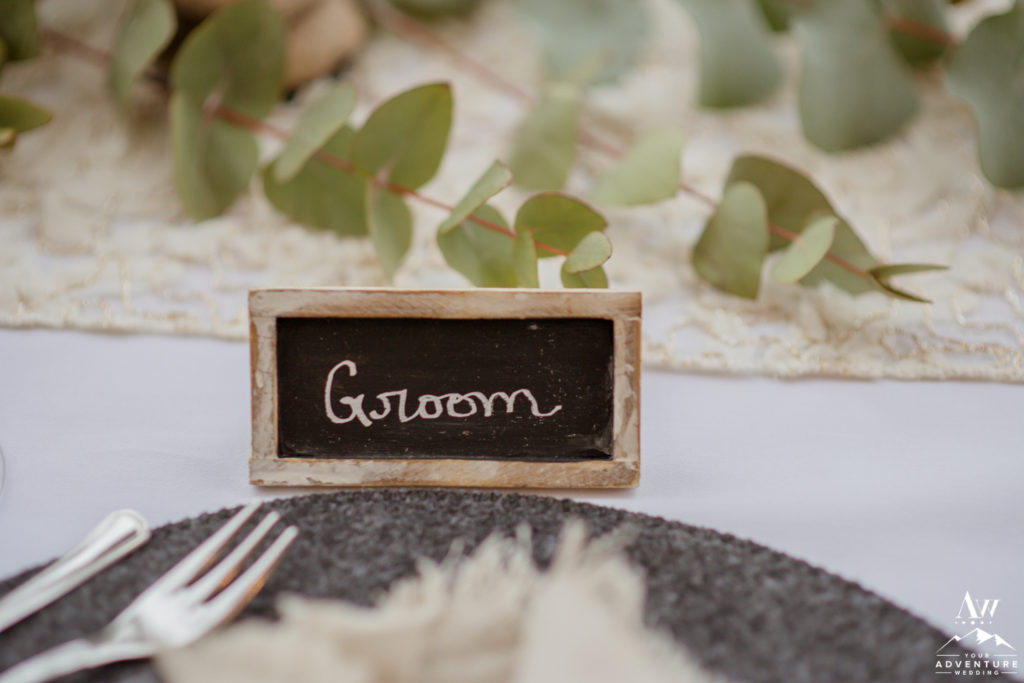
0,490,969,682
277,317,614,461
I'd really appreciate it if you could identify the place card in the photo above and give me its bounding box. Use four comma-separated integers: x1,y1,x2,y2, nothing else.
249,288,640,488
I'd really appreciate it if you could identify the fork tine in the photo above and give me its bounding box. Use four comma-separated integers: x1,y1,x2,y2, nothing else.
184,512,281,601
202,525,298,626
149,502,261,592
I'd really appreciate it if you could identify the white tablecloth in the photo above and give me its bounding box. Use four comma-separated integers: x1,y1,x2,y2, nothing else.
1,328,1021,645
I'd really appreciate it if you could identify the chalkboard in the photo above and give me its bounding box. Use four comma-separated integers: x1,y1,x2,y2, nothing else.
250,289,641,488
277,317,613,461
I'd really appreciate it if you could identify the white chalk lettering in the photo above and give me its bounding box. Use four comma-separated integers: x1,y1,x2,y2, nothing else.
323,360,562,427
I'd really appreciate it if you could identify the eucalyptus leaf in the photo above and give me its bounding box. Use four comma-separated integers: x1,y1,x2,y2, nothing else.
367,188,413,281
111,0,176,108
0,0,39,61
564,231,612,273
171,92,259,220
725,155,833,251
793,0,919,151
590,128,685,206
438,161,513,234
561,262,608,288
675,0,783,108
513,228,540,288
798,220,879,295
886,0,950,66
756,0,793,32
513,0,648,85
273,84,356,182
0,94,52,133
946,2,1024,188
691,181,768,299
867,263,947,303
867,277,930,303
508,82,582,191
437,204,518,287
171,0,284,118
514,192,606,258
263,125,368,236
351,82,452,190
869,263,948,278
770,215,837,284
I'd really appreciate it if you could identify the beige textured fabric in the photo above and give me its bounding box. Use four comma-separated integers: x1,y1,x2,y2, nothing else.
155,523,720,683
1,0,1022,380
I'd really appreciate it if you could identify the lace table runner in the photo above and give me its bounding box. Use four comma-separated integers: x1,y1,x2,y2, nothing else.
2,0,1021,381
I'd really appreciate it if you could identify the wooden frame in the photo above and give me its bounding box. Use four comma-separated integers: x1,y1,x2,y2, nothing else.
250,288,641,488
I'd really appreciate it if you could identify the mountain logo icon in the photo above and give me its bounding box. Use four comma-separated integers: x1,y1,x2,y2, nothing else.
937,628,1017,655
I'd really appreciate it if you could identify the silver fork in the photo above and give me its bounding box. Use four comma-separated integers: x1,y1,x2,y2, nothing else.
0,502,297,683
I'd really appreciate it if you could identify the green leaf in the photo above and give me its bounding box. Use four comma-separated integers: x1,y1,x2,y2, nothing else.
793,0,919,151
0,127,16,148
438,161,513,234
0,37,9,74
263,125,368,236
513,228,540,288
171,0,284,118
437,204,518,287
273,84,356,182
351,82,452,190
0,94,52,133
0,0,39,61
367,188,412,281
756,0,793,32
561,262,609,288
725,155,833,251
171,92,259,220
770,215,837,284
869,263,948,278
886,0,950,66
675,0,783,108
513,0,648,85
798,220,879,295
590,128,685,206
867,263,947,303
691,181,769,299
564,231,612,273
111,0,176,108
508,82,582,191
514,192,606,258
946,2,1024,188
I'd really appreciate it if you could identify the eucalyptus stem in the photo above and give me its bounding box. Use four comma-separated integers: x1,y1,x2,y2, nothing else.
368,1,877,283
212,104,569,256
882,11,960,48
39,26,570,258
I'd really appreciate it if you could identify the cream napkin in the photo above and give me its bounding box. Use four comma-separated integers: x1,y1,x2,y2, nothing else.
156,521,721,683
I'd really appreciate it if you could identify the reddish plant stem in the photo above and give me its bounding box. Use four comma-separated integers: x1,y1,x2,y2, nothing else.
40,28,111,68
41,27,569,257
366,0,534,105
883,11,960,48
768,223,867,278
211,105,569,257
371,2,906,282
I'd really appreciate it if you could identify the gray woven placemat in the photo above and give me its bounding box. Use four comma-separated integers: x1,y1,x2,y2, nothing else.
0,489,965,682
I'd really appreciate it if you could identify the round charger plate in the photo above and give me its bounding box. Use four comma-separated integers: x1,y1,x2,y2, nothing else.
0,489,963,682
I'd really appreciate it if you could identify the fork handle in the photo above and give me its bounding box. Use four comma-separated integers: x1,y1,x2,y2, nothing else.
0,510,150,634
0,637,145,683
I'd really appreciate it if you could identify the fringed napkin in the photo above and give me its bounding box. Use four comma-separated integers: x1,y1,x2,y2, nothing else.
157,521,721,683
